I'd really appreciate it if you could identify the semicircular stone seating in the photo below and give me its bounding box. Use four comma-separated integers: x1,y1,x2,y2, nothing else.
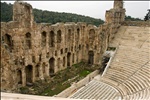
69,26,150,100
100,26,150,100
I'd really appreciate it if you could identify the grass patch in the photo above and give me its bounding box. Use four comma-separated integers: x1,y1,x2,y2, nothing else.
20,87,29,94
41,83,71,96
79,70,91,77
72,62,84,68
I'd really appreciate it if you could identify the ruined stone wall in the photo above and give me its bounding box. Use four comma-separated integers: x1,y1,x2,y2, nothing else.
105,0,125,24
1,1,124,91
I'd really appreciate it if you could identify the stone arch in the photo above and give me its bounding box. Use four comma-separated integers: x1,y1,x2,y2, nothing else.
63,57,66,67
71,46,73,51
57,30,62,43
46,52,49,58
60,49,63,54
55,51,57,56
65,48,68,53
95,45,97,50
39,54,42,61
72,53,74,64
17,70,22,84
67,52,71,67
42,62,46,76
57,58,61,69
89,29,95,43
74,46,76,51
35,64,39,77
25,32,31,49
32,56,35,63
49,31,55,47
76,51,79,63
3,34,13,52
86,44,89,50
68,29,71,41
25,65,33,83
88,51,94,65
79,45,81,50
49,57,55,75
41,31,46,47
25,5,31,16
77,28,80,39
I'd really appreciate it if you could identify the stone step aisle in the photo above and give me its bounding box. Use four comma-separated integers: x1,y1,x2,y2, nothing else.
69,80,121,99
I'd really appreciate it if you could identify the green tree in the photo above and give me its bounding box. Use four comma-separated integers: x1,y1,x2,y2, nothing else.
125,15,142,21
144,9,150,21
1,2,104,26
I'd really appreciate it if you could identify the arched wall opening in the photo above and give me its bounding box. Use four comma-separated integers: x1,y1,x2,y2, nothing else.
68,29,71,41
67,52,71,67
63,57,66,67
25,32,32,49
3,34,13,52
17,70,22,84
49,57,55,75
42,62,46,76
25,65,33,83
49,31,55,47
41,31,46,47
57,30,62,43
88,51,94,65
89,29,95,43
35,64,39,77
72,53,74,64
77,28,80,39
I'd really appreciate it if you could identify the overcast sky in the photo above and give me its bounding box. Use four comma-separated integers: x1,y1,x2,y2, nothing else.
2,1,150,20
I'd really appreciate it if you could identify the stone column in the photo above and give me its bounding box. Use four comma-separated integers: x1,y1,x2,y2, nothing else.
32,66,35,82
65,56,67,68
22,68,26,86
73,53,76,64
39,64,44,80
69,54,72,66
54,58,57,73
78,50,81,62
60,58,63,70
45,63,49,77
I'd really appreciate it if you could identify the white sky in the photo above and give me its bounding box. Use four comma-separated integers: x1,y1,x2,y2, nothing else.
2,1,150,20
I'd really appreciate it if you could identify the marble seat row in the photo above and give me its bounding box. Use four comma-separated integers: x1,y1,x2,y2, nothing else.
103,61,150,99
102,44,150,99
70,80,120,100
123,88,150,100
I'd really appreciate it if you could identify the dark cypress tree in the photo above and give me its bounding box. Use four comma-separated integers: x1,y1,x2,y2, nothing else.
144,9,150,21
